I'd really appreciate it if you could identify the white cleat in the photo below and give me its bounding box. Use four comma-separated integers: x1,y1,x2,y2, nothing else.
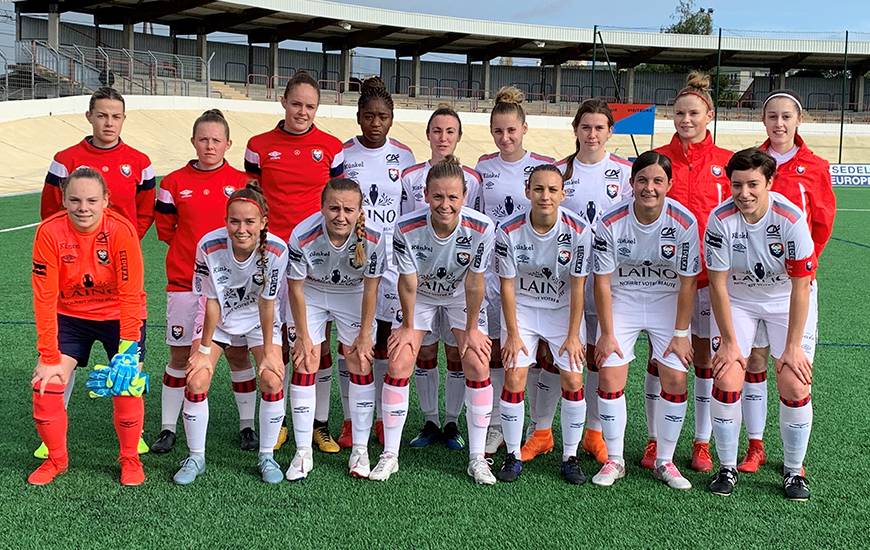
369,452,399,481
284,448,314,481
348,446,371,479
654,462,692,490
484,426,505,456
467,456,497,485
592,459,626,487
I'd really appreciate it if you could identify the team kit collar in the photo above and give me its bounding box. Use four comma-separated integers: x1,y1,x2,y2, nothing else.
760,133,810,159
276,120,316,137
83,136,124,152
668,130,715,160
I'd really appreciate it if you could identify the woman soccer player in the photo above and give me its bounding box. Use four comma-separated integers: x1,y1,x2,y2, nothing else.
152,109,254,454
736,90,836,473
591,151,700,490
399,105,482,451
652,72,732,473
245,71,345,453
475,87,555,460
285,178,386,480
30,167,147,486
551,98,632,465
371,156,496,484
172,184,288,485
705,148,817,500
495,164,593,485
338,77,416,450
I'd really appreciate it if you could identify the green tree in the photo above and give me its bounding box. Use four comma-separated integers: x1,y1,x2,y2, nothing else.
663,0,714,35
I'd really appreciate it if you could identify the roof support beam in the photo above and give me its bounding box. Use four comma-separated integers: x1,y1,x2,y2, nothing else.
466,38,531,63
15,0,103,13
540,43,594,66
773,52,812,72
322,25,403,51
170,8,277,35
620,47,666,68
97,1,215,25
247,17,335,44
396,32,468,58
698,49,737,69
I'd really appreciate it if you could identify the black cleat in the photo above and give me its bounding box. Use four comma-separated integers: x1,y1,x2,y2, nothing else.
783,474,810,501
409,420,443,448
497,452,523,482
150,429,177,454
560,456,587,485
239,427,259,451
709,467,739,496
442,421,466,450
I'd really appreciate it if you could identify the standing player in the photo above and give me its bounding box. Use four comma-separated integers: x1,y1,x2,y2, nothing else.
476,86,555,459
494,164,593,485
399,105,482,450
705,148,816,500
736,90,836,473
338,77,415,449
548,98,632,465
653,72,732,473
172,184,288,485
591,152,700,489
30,167,147,486
285,178,386,480
36,87,154,459
245,71,345,453
371,156,496,484
151,109,254,454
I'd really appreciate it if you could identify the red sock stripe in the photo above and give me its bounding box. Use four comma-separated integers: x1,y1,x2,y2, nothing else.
232,379,257,393
466,378,491,389
780,394,811,408
320,353,333,370
163,372,186,388
695,366,714,379
489,358,503,369
745,371,767,383
416,358,437,370
261,390,284,402
562,388,584,401
350,372,374,385
660,391,688,403
291,372,317,386
541,359,559,374
373,345,388,360
712,387,741,404
647,361,659,376
500,389,524,403
384,375,410,387
597,389,624,400
184,390,208,403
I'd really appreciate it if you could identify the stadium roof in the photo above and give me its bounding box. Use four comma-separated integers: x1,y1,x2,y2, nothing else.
14,0,870,70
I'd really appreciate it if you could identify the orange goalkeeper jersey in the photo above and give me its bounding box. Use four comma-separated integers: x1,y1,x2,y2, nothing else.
32,209,145,364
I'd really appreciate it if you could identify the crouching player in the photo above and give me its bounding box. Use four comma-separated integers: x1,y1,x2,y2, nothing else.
495,164,593,484
285,178,386,480
705,148,817,500
592,152,700,489
173,184,288,485
373,156,496,484
30,167,147,486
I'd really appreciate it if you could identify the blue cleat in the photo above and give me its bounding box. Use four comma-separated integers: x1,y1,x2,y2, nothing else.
409,421,442,448
258,454,284,484
173,455,205,485
497,452,523,482
442,421,466,450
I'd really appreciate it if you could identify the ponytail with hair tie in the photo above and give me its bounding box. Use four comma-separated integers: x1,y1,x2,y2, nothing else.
352,209,367,269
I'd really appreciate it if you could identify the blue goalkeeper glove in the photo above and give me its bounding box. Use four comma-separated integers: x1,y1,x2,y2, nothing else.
107,339,140,393
87,365,150,398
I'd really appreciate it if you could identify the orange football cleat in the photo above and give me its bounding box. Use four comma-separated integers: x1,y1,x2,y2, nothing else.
737,439,766,473
582,429,609,464
690,441,714,473
374,419,384,446
337,419,353,449
640,439,657,470
119,455,145,486
520,429,554,462
27,457,68,486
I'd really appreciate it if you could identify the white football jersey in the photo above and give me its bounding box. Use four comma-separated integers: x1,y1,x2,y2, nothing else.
477,150,555,229
594,197,700,302
193,228,287,335
495,207,592,308
287,212,387,294
393,206,495,302
704,192,815,304
400,161,482,214
556,153,633,227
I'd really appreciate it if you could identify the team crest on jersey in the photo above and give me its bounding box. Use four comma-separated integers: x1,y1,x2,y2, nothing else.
120,164,132,177
388,168,399,182
606,184,619,199
223,186,235,197
252,272,265,285
661,244,676,259
797,165,806,174
711,336,721,352
456,252,470,266
558,249,571,265
96,249,110,264
286,325,297,343
711,165,722,177
312,149,323,162
768,242,784,258
171,325,184,340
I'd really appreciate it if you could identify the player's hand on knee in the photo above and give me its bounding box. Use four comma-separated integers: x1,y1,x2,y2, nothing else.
258,354,285,381
292,335,316,371
32,361,68,395
186,351,215,379
501,332,528,369
387,326,416,360
594,334,622,367
775,345,812,385
664,335,693,369
711,340,746,380
462,328,491,365
559,335,585,373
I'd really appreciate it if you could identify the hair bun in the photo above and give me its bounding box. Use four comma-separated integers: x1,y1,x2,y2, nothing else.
685,71,711,92
440,154,461,166
495,86,524,105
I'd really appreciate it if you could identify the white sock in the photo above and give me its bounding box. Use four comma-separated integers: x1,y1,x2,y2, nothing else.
465,378,493,459
382,376,410,456
373,358,388,420
560,390,586,461
182,392,209,455
445,361,465,425
349,373,376,447
160,366,186,432
338,356,350,420
534,366,561,431
489,367,504,429
290,373,317,450
230,368,257,431
314,366,332,424
63,369,77,408
780,396,813,475
258,390,285,453
711,389,742,469
499,389,525,456
655,391,688,466
585,368,601,431
597,389,627,462
743,373,768,440
526,366,540,426
414,357,440,426
644,363,661,440
694,368,714,442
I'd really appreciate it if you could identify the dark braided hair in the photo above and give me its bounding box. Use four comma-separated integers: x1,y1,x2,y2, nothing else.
358,76,393,112
562,98,615,182
425,154,466,195
227,181,269,285
321,178,367,268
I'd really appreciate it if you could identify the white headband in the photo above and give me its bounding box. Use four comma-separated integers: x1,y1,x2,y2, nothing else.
763,92,803,113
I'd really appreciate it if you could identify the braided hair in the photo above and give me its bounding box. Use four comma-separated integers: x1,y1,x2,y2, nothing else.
321,178,367,269
562,98,614,182
358,76,394,113
227,181,269,285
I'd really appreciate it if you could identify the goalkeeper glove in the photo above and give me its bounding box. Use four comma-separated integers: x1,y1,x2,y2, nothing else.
87,364,150,398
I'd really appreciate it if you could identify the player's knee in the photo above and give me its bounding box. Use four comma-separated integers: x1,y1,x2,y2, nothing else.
168,346,190,370
776,370,810,402
503,368,527,392
387,352,415,379
462,355,488,380
444,344,460,362
418,343,437,361
597,367,625,393
559,371,583,392
659,366,687,394
713,367,743,393
186,370,212,394
259,370,282,393
746,347,769,373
